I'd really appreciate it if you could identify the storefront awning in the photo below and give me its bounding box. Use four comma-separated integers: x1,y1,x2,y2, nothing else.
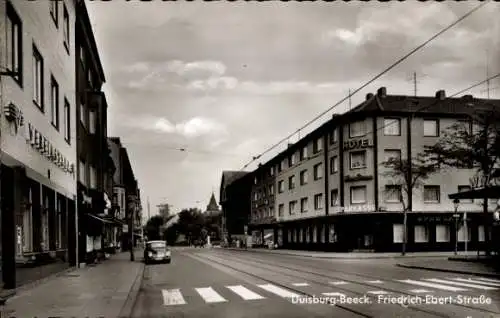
87,213,115,224
448,186,500,200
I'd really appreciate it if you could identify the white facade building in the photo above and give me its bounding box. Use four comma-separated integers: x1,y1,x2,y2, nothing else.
0,0,77,261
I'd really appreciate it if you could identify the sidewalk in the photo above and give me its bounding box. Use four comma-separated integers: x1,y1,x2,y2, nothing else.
396,257,500,278
223,247,479,259
1,250,144,318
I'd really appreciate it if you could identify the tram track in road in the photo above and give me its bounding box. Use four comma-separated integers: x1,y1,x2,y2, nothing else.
215,248,500,302
187,252,448,318
217,249,499,290
195,251,500,317
185,251,373,318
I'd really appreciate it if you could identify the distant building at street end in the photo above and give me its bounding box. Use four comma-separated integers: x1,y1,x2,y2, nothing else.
238,87,500,253
205,192,220,215
157,203,171,220
220,171,252,243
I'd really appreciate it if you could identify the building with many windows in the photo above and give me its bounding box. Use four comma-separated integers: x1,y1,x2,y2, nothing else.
74,0,119,265
247,87,500,252
0,0,78,288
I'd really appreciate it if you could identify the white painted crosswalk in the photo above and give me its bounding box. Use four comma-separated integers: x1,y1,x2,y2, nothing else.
160,276,498,307
226,285,265,300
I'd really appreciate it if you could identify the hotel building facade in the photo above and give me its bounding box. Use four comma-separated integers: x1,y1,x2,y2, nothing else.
248,87,500,252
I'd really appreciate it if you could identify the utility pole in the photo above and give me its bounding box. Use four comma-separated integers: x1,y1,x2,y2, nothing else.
413,72,417,97
486,50,490,99
147,196,151,220
348,89,352,110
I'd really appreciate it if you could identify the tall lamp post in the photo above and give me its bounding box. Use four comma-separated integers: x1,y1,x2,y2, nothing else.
453,199,460,256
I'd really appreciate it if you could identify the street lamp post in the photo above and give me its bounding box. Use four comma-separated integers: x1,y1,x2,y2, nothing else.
453,199,460,256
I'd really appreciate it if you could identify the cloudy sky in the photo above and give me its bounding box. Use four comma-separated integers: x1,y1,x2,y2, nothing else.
85,1,500,219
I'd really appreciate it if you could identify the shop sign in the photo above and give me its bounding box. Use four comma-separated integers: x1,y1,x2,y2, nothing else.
469,173,500,189
24,122,75,175
331,204,376,213
343,138,373,151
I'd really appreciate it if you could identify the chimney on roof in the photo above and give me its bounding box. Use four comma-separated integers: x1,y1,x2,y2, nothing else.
366,93,374,100
287,143,293,148
435,90,446,100
377,87,387,98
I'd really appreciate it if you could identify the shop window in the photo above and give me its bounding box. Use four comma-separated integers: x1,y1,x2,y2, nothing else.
478,225,485,242
457,226,471,242
436,225,450,242
414,225,429,243
22,188,33,253
313,226,317,243
393,224,404,243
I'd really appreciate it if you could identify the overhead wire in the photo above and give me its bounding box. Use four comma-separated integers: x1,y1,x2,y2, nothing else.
240,1,490,171
366,72,500,138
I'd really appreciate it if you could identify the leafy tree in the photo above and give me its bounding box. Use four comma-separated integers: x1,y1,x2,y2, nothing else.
144,215,165,241
382,152,438,255
424,101,500,256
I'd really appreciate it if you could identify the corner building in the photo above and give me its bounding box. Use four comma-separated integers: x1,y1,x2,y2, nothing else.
249,87,500,252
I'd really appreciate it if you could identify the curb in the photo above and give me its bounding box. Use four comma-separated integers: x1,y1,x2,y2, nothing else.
118,260,145,318
395,263,500,279
223,248,460,259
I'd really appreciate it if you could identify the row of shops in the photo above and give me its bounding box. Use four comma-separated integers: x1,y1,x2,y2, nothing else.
250,186,500,254
250,211,497,253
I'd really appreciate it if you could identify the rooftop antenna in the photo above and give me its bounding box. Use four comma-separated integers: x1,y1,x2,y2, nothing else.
407,71,427,96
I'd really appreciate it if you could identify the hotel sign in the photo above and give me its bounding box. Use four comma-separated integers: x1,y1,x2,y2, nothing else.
331,204,376,213
24,122,74,175
343,138,373,151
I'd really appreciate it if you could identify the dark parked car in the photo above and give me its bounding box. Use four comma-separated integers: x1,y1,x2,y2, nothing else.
144,240,171,264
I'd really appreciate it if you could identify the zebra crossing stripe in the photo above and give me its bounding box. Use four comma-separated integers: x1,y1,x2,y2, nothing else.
195,287,227,303
409,289,433,294
257,284,302,298
452,278,500,287
322,292,346,297
476,277,500,284
424,278,497,290
292,283,309,287
226,285,265,300
367,290,390,295
397,279,468,292
162,289,186,306
330,281,348,285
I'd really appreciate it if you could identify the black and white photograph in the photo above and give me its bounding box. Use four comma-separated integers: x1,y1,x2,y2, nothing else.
0,0,499,317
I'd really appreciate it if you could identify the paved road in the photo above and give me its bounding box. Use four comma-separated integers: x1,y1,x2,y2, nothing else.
131,248,500,317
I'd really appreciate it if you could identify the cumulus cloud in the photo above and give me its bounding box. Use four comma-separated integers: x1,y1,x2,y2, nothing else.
120,114,227,139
